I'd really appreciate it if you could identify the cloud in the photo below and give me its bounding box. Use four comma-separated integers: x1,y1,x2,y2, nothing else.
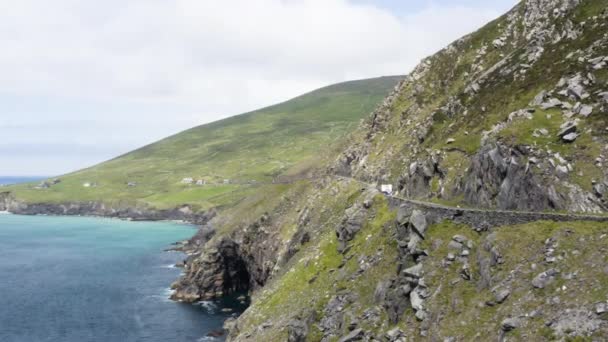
0,0,515,175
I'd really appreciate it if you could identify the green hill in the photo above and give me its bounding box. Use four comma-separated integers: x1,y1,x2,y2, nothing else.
7,76,402,210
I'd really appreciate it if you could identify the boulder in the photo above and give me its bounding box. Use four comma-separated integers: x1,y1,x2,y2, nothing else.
578,104,593,117
532,269,558,289
501,318,520,331
557,122,577,138
556,165,569,178
410,290,424,311
495,289,511,304
403,263,423,279
541,98,562,109
396,205,412,226
596,302,608,315
409,210,428,238
562,132,579,142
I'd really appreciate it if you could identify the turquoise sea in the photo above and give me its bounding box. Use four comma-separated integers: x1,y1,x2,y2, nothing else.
0,176,45,186
0,214,242,342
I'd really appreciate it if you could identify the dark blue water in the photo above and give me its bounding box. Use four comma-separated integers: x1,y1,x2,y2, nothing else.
0,214,244,342
0,177,46,186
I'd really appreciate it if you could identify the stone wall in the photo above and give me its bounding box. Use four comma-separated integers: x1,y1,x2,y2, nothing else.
388,197,608,231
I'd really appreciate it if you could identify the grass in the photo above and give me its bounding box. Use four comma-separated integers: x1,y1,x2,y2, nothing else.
6,76,402,210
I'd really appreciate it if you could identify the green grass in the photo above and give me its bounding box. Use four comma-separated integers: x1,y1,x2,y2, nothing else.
6,76,402,210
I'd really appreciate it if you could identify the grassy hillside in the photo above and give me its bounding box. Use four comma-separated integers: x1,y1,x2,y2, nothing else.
7,76,401,210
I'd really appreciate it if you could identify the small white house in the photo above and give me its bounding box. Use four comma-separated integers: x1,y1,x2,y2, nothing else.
380,184,393,195
223,179,230,184
83,182,91,188
181,177,194,184
196,179,205,186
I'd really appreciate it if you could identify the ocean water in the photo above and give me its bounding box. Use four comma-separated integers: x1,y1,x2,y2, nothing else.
0,176,46,186
0,214,245,342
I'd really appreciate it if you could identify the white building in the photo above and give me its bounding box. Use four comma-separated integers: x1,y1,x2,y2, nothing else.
196,179,205,185
181,177,194,184
380,184,393,195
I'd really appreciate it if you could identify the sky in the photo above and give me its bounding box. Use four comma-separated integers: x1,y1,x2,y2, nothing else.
0,0,518,176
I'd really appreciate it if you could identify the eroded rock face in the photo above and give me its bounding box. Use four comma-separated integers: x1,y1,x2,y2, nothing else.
172,213,279,303
462,144,563,211
171,238,251,302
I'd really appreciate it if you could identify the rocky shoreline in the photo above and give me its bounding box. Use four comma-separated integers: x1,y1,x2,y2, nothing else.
0,191,215,225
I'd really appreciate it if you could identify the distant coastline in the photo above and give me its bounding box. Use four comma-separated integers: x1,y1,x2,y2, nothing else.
0,176,46,186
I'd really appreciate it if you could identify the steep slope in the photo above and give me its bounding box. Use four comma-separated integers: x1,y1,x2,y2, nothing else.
335,0,608,214
168,1,608,341
2,76,401,212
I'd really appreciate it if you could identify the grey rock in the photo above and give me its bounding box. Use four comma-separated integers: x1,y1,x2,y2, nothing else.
578,104,593,117
409,210,428,238
403,263,423,279
410,290,424,311
460,263,471,280
530,90,548,106
495,289,511,304
541,98,563,109
596,302,608,315
558,122,577,138
551,309,603,336
287,319,309,342
532,269,558,289
415,309,427,321
556,165,569,178
562,132,579,142
568,84,587,100
338,328,364,342
448,240,463,250
396,205,412,226
452,235,467,243
501,318,520,331
594,184,605,198
385,328,405,341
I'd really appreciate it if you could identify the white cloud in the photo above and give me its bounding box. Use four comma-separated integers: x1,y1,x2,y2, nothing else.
0,0,515,175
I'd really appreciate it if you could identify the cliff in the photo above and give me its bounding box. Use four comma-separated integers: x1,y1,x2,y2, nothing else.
171,1,608,341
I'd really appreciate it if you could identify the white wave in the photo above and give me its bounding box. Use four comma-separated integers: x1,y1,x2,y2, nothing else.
198,300,218,314
163,287,176,297
197,337,219,342
0,211,11,215
146,287,176,303
161,264,176,269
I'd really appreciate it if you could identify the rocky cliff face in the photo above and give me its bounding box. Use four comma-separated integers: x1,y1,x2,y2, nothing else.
172,0,608,340
335,0,608,214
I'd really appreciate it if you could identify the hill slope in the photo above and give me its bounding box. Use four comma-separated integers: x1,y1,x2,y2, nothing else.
166,1,608,341
4,76,401,210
